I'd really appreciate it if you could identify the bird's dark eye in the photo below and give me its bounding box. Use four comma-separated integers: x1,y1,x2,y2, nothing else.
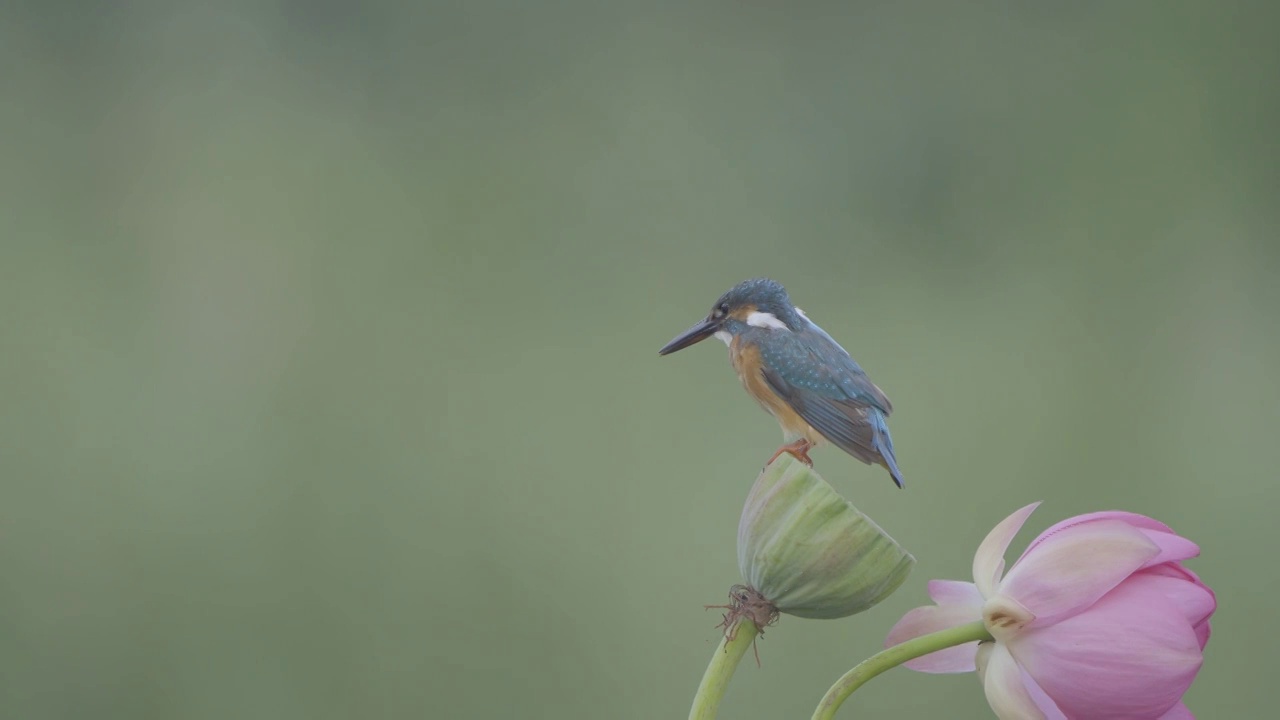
713,303,728,318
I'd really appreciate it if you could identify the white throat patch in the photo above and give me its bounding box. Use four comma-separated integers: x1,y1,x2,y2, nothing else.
746,311,789,330
714,330,733,346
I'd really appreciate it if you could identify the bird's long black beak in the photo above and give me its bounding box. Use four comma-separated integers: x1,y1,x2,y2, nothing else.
658,318,718,355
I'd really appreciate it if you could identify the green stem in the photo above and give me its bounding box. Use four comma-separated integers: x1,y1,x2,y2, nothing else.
811,620,992,720
688,620,759,720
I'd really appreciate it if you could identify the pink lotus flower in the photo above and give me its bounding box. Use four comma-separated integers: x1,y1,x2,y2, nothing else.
886,503,1215,719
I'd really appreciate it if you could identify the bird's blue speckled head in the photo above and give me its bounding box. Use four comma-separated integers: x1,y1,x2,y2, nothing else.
711,277,801,330
657,277,802,355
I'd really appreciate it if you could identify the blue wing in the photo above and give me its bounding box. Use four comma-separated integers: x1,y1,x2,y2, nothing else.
754,323,904,487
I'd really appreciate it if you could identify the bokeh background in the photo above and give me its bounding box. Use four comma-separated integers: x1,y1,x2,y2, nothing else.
3,1,1277,718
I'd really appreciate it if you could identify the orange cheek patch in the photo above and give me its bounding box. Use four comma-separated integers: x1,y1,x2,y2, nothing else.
728,304,758,322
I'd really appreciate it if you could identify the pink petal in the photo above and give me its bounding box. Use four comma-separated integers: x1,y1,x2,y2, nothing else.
1194,621,1212,650
1159,702,1195,719
1009,576,1203,719
1019,511,1172,558
998,519,1159,627
1135,528,1201,569
1144,562,1215,592
973,502,1040,598
885,603,983,673
1018,511,1199,569
1137,565,1216,649
1141,562,1212,594
1193,617,1212,650
981,643,1046,720
1022,669,1067,719
1130,569,1217,638
928,579,984,607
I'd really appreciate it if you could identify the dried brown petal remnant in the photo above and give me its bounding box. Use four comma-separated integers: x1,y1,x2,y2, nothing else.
705,584,779,666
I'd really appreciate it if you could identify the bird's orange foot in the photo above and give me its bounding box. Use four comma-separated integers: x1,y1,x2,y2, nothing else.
766,439,814,468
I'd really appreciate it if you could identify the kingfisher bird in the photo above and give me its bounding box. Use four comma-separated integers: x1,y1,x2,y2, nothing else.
658,277,904,489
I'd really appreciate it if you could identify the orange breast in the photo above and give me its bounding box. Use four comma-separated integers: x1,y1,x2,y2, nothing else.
729,337,814,439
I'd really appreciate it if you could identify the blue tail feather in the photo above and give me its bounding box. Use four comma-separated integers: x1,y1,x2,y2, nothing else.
870,410,905,489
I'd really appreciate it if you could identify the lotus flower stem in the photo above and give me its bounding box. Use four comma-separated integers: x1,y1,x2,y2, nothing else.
811,620,991,720
687,619,759,720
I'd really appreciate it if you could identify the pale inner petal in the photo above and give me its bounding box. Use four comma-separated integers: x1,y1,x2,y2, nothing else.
973,503,1040,598
982,643,1046,720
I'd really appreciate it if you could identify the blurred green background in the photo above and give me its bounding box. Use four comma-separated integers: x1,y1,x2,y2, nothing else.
2,1,1276,718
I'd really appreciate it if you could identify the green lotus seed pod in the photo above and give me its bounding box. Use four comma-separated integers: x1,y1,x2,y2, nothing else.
737,455,915,619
